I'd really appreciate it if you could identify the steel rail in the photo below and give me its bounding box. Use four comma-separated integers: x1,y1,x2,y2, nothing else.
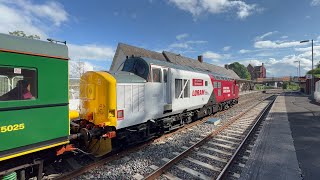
216,96,276,179
55,93,272,180
143,95,276,180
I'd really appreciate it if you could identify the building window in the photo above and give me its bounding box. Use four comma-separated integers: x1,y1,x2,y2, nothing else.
218,82,221,88
205,81,208,86
152,67,161,82
218,89,221,96
0,66,37,101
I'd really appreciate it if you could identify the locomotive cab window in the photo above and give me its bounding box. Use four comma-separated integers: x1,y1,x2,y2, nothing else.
0,66,37,101
122,58,149,80
152,67,161,82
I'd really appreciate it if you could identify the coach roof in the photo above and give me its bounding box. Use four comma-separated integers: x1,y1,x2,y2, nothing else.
0,33,68,60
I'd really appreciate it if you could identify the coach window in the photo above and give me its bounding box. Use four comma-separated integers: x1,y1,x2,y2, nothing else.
152,67,161,82
0,66,37,101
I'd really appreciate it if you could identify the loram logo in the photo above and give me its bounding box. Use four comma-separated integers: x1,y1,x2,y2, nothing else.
192,89,208,96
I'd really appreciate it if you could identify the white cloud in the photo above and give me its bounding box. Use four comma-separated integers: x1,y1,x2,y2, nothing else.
255,31,277,41
254,40,303,49
68,44,115,61
167,0,258,19
169,42,190,49
223,46,231,51
168,40,207,50
186,40,207,44
241,59,263,66
203,51,230,62
203,51,222,59
239,49,251,54
311,0,320,6
0,0,68,38
295,45,320,52
23,1,68,26
176,33,189,40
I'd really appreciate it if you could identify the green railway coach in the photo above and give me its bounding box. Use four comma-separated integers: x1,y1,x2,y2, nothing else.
0,33,70,163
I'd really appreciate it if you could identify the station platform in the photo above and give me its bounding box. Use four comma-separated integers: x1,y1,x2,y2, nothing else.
240,92,320,180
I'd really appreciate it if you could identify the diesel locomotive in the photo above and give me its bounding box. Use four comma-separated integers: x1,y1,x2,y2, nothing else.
0,33,239,179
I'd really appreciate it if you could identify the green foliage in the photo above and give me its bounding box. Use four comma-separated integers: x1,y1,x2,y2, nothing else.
283,82,299,90
228,62,251,80
255,84,266,90
306,68,320,75
282,82,288,89
9,30,40,39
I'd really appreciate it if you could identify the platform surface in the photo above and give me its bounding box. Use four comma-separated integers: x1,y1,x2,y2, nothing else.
240,92,320,180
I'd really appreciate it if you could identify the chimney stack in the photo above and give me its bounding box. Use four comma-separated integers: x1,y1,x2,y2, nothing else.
225,64,229,69
198,55,203,63
262,63,264,67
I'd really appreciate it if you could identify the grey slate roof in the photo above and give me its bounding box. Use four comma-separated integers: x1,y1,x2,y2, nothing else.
163,51,240,79
0,33,68,59
111,43,240,80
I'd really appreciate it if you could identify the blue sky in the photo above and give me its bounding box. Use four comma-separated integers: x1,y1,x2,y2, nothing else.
1,0,320,77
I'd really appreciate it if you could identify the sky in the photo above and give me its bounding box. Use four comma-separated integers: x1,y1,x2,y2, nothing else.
1,0,320,77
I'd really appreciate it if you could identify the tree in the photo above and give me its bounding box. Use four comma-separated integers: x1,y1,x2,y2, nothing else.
9,30,40,39
228,62,251,80
306,68,320,75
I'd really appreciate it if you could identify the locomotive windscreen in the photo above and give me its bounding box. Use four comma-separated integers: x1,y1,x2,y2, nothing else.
122,58,149,80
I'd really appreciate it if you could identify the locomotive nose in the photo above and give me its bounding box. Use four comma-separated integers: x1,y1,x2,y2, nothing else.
78,71,117,156
79,71,117,125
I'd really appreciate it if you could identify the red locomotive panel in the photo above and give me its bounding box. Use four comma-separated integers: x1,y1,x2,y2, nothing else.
209,74,239,104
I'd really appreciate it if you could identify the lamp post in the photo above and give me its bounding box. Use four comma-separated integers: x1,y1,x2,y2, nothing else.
300,39,314,96
294,60,301,90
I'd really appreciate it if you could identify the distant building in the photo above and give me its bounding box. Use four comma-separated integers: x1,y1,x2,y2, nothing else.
247,63,266,80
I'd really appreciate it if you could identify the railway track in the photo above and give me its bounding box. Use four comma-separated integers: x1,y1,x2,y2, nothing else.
143,95,276,180
52,92,276,180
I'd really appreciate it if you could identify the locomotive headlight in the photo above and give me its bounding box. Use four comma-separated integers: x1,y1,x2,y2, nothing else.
108,109,115,118
86,112,93,121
